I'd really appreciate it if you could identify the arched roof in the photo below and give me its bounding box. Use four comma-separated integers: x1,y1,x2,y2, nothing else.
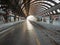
28,0,60,16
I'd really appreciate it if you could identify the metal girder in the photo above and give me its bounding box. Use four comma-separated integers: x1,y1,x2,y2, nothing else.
24,0,30,16
30,0,54,6
40,4,60,15
44,3,52,7
30,1,53,7
21,0,30,9
31,3,50,9
42,4,51,8
40,7,47,10
42,5,50,9
50,13,60,16
46,0,58,5
21,0,53,9
41,6,48,9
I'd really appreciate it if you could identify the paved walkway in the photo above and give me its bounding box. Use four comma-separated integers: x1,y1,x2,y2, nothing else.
37,21,60,31
0,21,24,31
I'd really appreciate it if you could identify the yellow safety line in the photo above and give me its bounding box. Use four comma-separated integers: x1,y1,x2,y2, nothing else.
35,37,41,45
33,30,41,45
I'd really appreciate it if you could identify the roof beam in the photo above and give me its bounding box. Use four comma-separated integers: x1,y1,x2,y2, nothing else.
40,4,60,15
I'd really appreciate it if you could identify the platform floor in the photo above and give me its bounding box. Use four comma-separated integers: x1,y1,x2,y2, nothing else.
0,20,60,45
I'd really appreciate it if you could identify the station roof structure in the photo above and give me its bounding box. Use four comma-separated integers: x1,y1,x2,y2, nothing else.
0,0,60,17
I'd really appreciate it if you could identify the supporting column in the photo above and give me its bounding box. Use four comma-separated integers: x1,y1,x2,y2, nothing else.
24,0,30,16
14,15,16,21
49,14,53,23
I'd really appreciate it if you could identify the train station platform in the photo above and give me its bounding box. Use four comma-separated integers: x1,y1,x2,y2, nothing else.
37,21,60,30
0,20,60,45
0,0,60,45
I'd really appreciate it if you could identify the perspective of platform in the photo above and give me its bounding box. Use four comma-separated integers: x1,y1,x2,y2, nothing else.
0,0,60,45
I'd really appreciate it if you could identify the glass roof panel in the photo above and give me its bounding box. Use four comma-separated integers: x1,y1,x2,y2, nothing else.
53,0,60,3
41,6,48,9
53,11,56,14
57,9,60,13
31,1,55,6
42,4,51,8
44,1,55,6
50,12,52,14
